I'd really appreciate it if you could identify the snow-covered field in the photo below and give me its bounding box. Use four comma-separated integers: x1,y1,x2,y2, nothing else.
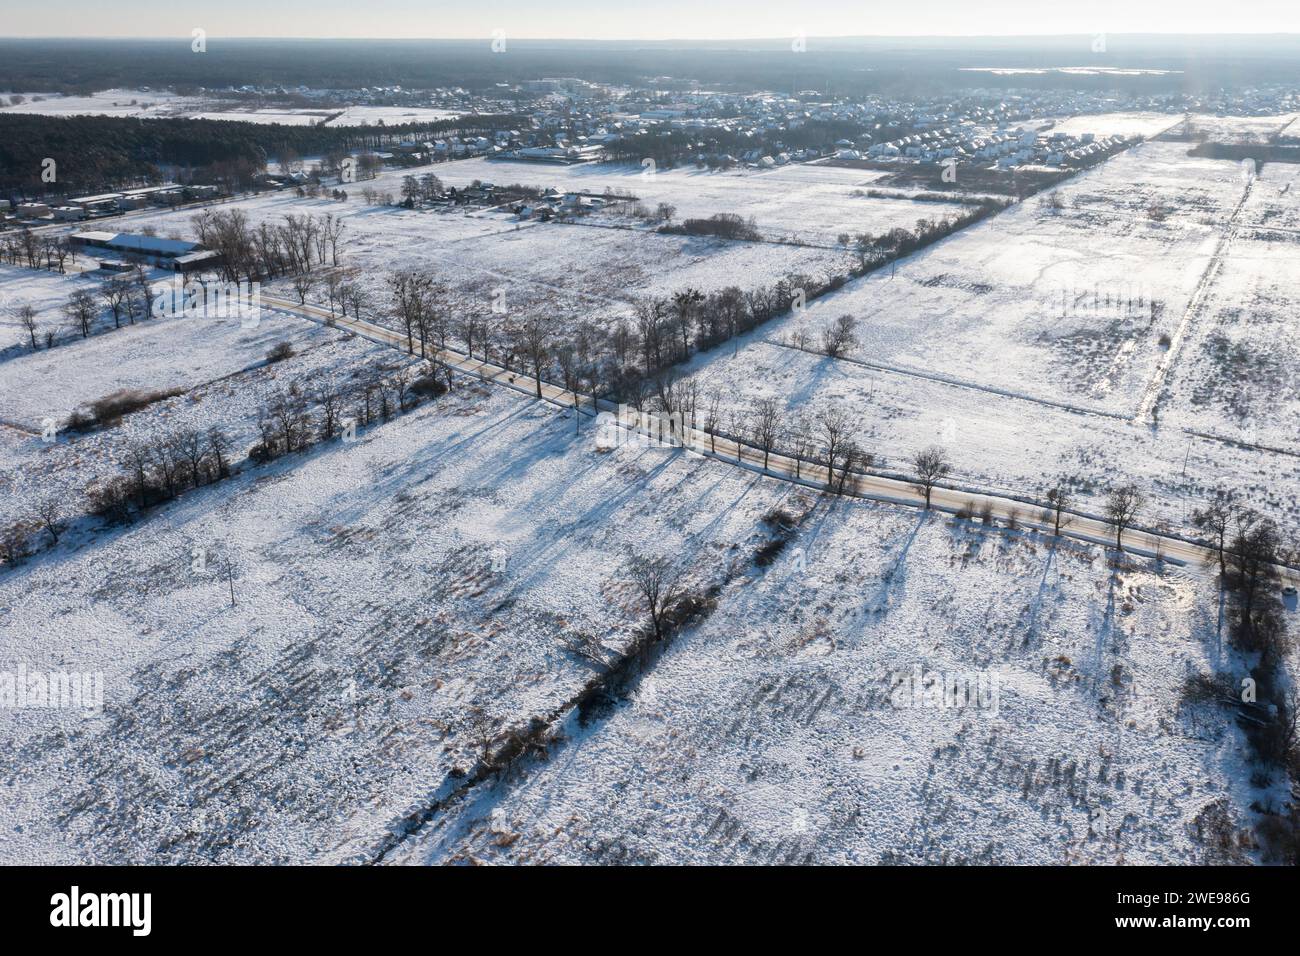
0,382,792,863
0,89,205,119
323,106,463,126
187,109,338,126
1178,113,1300,143
390,501,1251,865
1164,159,1300,450
0,90,460,127
671,136,1300,537
424,158,939,247
0,306,409,527
0,265,106,353
86,188,858,337
1,112,1293,865
0,369,1263,864
1042,112,1180,140
765,142,1245,417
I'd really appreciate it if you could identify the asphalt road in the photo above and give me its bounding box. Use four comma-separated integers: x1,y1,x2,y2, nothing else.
265,292,1298,586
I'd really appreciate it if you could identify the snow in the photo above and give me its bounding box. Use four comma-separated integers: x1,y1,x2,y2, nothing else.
0,265,104,353
0,383,788,863
385,499,1252,864
670,138,1300,539
323,106,463,126
0,89,204,119
0,111,1292,865
428,158,925,247
85,190,857,340
0,91,460,127
1044,112,1181,140
0,309,405,527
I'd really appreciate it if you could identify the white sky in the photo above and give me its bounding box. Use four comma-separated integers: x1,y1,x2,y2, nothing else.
5,0,1300,40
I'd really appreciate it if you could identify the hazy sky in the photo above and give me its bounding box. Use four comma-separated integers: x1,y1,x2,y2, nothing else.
4,0,1300,39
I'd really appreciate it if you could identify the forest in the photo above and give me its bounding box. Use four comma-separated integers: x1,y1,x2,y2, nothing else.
0,112,525,195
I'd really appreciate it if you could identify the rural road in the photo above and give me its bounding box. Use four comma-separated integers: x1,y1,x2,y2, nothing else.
266,293,1297,585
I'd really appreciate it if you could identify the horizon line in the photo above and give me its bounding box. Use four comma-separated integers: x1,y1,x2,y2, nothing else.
6,31,1300,42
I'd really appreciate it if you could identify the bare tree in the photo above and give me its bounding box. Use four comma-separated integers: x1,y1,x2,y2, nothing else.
459,313,484,359
1043,481,1073,537
751,398,782,471
317,385,342,439
124,439,154,509
100,282,130,330
911,445,951,509
815,404,850,488
834,439,865,495
703,390,722,454
520,316,551,399
16,304,39,349
788,414,814,479
323,271,343,322
393,369,416,412
129,265,153,322
627,552,683,645
1229,510,1279,618
462,707,501,771
291,272,315,306
1104,483,1145,554
321,213,347,266
557,632,613,672
175,428,209,486
207,428,231,480
388,270,437,356
35,498,63,544
65,288,97,339
821,314,859,358
269,391,312,453
1192,489,1236,582
342,280,370,322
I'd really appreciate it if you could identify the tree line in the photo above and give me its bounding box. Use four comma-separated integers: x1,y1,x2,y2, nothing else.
0,111,525,195
0,362,450,570
191,208,348,285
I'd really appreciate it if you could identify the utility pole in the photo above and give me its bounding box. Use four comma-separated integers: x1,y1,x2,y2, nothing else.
224,554,235,607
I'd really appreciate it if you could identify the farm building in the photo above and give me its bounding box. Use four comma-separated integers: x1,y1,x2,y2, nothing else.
68,231,221,272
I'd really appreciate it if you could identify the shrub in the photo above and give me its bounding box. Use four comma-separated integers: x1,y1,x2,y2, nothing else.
68,387,185,432
754,537,789,567
0,523,32,568
266,341,295,363
666,212,761,241
409,374,448,400
86,476,135,524
247,441,278,464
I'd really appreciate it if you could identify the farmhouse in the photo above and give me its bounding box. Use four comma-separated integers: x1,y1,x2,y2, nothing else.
68,231,221,273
